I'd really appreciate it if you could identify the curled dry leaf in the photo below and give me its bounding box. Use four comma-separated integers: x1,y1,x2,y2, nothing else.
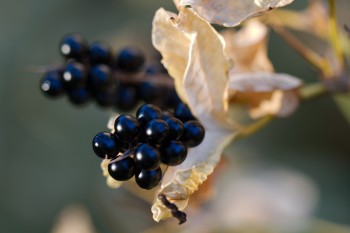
151,6,302,222
221,20,274,73
152,7,237,221
222,20,302,119
177,0,295,27
228,72,302,119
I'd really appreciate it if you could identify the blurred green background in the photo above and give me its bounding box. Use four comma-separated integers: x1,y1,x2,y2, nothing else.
1,0,350,232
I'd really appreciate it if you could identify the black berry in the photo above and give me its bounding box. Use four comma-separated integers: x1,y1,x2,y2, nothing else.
114,84,139,111
108,157,136,181
40,71,64,97
174,103,195,122
92,132,120,158
144,119,169,145
67,87,91,105
115,47,145,72
89,41,112,65
181,121,205,147
159,140,187,166
136,104,162,125
114,115,140,141
165,117,184,140
90,64,113,89
63,60,88,87
60,34,88,59
134,144,161,170
135,167,162,189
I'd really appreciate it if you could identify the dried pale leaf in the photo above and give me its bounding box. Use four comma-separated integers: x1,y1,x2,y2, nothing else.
152,8,192,102
179,0,294,27
179,8,232,122
228,72,301,118
101,159,123,189
221,20,274,73
229,72,301,92
249,90,300,118
152,119,236,221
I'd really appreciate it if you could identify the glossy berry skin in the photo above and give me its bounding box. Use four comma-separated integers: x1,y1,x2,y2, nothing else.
67,87,91,105
90,64,112,89
165,117,184,140
174,103,195,122
40,71,64,97
89,41,112,65
92,132,120,158
159,140,187,166
144,119,169,145
63,61,87,87
181,121,205,147
114,115,140,142
60,34,88,59
114,84,139,111
115,47,145,72
135,167,162,190
108,157,136,181
136,104,162,126
134,144,161,170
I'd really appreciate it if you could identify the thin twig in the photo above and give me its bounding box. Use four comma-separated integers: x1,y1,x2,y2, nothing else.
271,23,332,77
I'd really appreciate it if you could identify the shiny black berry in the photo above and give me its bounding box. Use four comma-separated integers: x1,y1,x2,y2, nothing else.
115,47,145,72
174,103,195,122
40,71,64,97
114,84,139,111
108,157,136,181
63,60,88,87
89,41,112,65
67,87,91,105
181,121,205,147
60,34,88,59
90,64,112,89
114,115,140,141
136,104,162,126
165,117,184,140
135,167,162,190
159,140,187,166
92,132,120,158
144,119,169,145
134,144,161,170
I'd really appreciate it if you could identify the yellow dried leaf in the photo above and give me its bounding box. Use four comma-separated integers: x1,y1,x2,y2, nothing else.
178,0,295,27
228,72,302,118
151,5,302,222
152,8,192,102
221,20,274,73
152,122,237,221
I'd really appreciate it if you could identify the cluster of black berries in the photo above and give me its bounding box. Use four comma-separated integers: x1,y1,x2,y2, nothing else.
92,104,205,190
40,33,176,111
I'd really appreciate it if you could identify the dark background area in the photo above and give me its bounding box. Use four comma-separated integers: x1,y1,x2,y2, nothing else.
0,0,349,232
